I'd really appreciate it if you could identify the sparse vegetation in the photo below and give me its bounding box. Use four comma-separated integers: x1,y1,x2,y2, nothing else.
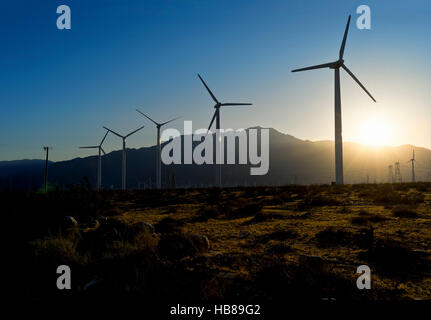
5,182,431,302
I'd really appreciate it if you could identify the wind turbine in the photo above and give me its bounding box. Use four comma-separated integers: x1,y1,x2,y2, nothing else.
292,15,376,185
198,73,252,187
79,130,109,191
408,149,416,182
103,125,145,190
136,109,181,189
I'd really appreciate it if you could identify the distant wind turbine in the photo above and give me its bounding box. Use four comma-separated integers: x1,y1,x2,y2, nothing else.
198,73,252,187
292,15,376,185
136,109,181,189
408,149,416,182
103,125,145,190
79,130,109,191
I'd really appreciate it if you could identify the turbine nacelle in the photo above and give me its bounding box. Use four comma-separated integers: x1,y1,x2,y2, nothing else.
330,59,344,69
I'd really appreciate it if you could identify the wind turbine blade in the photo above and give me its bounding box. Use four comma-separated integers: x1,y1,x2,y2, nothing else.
99,130,109,146
198,74,219,104
100,147,106,155
221,103,252,106
79,146,98,149
125,125,145,138
208,111,217,130
136,109,159,126
160,116,182,127
103,126,124,138
342,64,376,102
339,15,351,59
292,62,336,72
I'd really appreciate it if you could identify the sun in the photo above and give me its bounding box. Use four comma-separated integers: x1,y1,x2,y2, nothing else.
356,117,392,146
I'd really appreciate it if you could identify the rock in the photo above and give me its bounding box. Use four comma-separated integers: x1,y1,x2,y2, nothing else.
64,216,78,228
133,221,155,234
188,234,210,253
97,216,107,224
155,217,183,233
158,233,210,260
88,220,100,229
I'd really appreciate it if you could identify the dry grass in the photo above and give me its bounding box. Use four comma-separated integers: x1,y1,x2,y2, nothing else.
5,183,431,301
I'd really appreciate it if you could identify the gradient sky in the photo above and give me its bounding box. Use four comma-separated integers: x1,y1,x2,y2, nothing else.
1,0,430,161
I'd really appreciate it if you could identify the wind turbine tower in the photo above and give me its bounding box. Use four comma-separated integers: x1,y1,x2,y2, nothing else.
292,15,376,185
43,146,52,193
103,125,145,190
136,109,180,189
197,74,252,187
79,130,109,191
394,161,402,183
408,149,416,182
388,165,394,183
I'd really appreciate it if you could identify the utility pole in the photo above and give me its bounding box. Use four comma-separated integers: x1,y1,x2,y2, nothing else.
43,146,51,192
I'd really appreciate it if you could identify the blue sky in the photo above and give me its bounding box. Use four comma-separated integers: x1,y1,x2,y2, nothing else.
1,0,430,161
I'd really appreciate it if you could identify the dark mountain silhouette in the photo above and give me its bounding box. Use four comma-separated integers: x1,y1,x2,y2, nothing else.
1,127,431,190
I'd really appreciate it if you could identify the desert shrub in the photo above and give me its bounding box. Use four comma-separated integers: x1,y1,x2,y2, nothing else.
337,206,352,213
370,186,399,204
265,242,292,254
231,202,262,218
158,232,209,260
392,206,418,218
352,210,388,224
30,236,87,266
255,258,362,301
351,216,368,225
268,230,299,240
300,192,341,209
359,209,370,216
315,228,351,247
400,191,425,205
360,239,430,279
194,206,220,222
266,191,292,205
155,217,184,233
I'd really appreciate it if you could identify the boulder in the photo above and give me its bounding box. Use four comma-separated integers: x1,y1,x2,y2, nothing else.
64,216,78,228
133,221,155,234
97,216,107,224
158,233,210,260
188,234,210,253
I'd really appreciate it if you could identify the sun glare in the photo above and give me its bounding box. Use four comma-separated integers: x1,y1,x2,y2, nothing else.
356,118,392,147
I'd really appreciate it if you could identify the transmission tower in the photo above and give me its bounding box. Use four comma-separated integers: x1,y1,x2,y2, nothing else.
407,149,416,182
394,161,402,183
388,165,394,183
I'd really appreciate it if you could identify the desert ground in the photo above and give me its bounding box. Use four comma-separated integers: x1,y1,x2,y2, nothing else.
6,183,431,302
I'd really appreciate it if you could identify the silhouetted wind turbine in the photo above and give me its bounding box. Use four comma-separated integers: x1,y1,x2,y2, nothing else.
292,15,376,185
136,109,181,189
103,125,145,190
79,130,109,191
408,149,416,182
198,74,252,187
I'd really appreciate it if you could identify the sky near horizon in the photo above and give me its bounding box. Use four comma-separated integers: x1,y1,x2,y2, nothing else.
0,0,430,161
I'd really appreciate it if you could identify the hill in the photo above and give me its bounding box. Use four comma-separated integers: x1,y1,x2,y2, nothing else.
1,128,431,190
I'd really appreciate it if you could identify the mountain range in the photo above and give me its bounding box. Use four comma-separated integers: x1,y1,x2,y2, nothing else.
1,127,431,190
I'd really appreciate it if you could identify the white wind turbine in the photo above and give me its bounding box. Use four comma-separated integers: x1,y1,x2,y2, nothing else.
292,15,376,185
103,125,145,190
198,73,252,187
136,109,181,189
79,130,109,191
